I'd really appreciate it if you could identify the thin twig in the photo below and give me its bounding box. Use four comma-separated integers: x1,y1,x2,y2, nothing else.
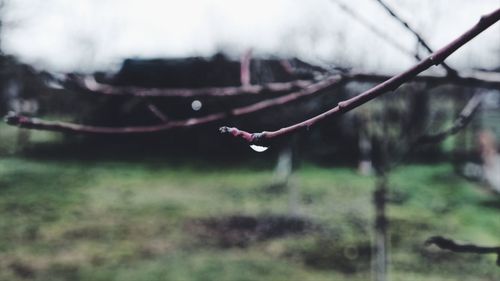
387,90,485,170
416,92,485,144
146,102,169,123
64,71,500,98
220,8,500,145
350,72,500,89
65,75,315,97
373,0,457,76
4,76,346,134
331,0,421,61
425,236,500,266
7,70,500,135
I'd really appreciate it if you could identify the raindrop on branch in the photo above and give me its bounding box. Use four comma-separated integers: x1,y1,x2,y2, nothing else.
249,145,269,152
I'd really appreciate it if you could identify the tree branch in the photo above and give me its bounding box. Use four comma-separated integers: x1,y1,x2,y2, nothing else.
63,71,500,100
65,75,314,97
331,0,421,61
374,0,458,76
349,72,500,89
416,92,485,144
220,8,500,145
4,75,346,134
7,70,500,135
146,102,169,123
425,236,500,266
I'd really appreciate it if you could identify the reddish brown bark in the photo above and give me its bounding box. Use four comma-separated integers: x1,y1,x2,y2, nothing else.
5,76,346,134
221,8,500,145
66,75,314,97
5,9,500,136
65,71,500,99
6,73,500,135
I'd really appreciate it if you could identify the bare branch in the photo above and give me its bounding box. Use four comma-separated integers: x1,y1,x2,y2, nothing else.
146,102,169,123
331,0,421,61
4,75,346,134
350,72,500,89
65,75,315,97
4,110,225,134
7,69,500,135
220,8,500,145
416,92,485,144
64,71,500,100
374,0,457,76
425,236,500,266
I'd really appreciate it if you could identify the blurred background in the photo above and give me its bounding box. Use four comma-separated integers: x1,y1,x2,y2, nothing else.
0,1,499,280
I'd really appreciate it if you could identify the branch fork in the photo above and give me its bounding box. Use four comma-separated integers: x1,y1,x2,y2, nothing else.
220,8,500,145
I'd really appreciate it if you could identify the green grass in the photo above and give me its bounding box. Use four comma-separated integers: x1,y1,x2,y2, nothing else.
0,154,498,281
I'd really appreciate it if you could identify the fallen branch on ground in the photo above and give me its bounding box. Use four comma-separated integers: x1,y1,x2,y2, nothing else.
425,236,500,266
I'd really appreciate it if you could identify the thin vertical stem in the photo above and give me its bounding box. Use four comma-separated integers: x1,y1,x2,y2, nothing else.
373,175,388,281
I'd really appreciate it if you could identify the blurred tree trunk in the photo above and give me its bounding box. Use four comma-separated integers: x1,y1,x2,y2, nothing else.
358,112,373,175
16,128,30,151
273,137,300,217
373,104,389,281
373,174,388,281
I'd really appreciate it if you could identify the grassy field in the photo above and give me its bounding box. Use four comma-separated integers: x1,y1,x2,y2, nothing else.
0,152,499,281
0,123,498,280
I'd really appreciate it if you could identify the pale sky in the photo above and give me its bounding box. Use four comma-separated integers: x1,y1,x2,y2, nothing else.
1,0,499,73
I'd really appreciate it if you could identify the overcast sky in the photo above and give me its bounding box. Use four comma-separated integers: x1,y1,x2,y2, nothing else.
1,0,499,73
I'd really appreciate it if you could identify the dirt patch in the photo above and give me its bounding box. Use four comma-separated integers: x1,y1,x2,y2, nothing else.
185,214,318,248
9,261,36,279
304,244,371,273
287,238,372,273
